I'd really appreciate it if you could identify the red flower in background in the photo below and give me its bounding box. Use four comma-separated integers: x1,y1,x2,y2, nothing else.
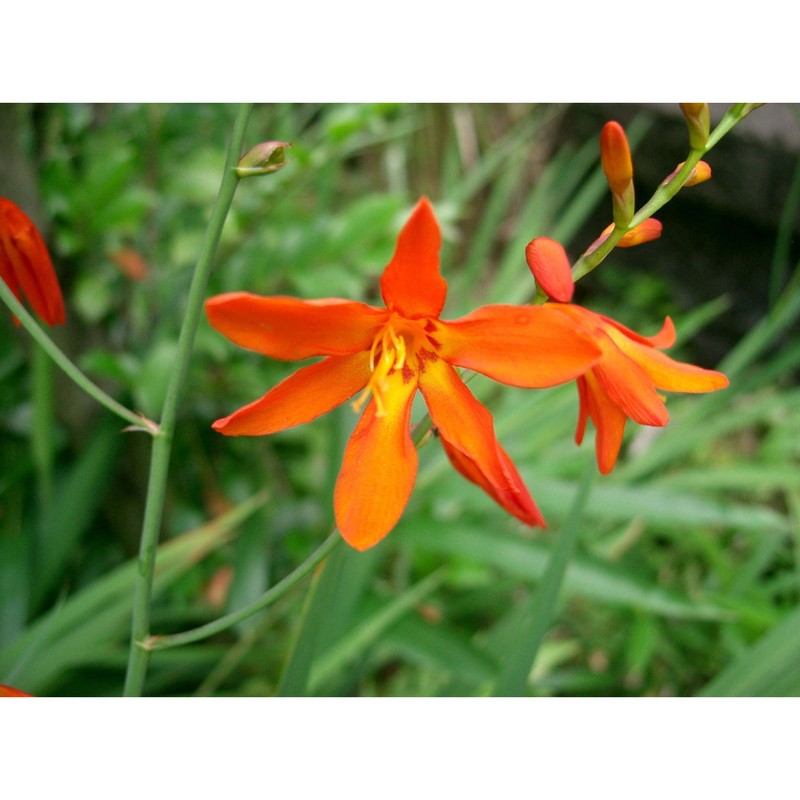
0,198,65,326
206,198,602,550
0,683,33,697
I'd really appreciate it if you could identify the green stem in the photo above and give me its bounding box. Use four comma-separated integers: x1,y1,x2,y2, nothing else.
0,280,151,431
146,530,341,651
122,103,253,696
31,342,55,508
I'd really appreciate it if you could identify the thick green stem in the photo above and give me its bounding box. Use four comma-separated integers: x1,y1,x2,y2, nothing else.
123,104,253,696
0,281,150,431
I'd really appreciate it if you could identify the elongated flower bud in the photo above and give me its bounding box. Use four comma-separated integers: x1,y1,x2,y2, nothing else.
585,218,662,255
679,103,710,149
663,160,712,187
600,121,635,226
525,237,574,302
0,197,66,326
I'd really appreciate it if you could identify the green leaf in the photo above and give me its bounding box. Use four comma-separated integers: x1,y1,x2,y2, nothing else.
400,520,728,621
33,417,122,610
0,493,267,694
308,569,447,694
491,464,593,696
700,603,800,696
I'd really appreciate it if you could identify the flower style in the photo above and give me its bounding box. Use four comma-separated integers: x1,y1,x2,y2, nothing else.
549,302,729,473
206,198,602,550
0,198,66,326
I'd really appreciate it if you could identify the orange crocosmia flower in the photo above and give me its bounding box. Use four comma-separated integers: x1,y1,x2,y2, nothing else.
549,304,729,474
206,198,602,550
0,198,66,326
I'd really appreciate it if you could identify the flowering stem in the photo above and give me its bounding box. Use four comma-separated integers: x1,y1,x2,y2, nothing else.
32,343,55,507
145,530,341,651
572,103,759,282
122,103,253,696
0,280,152,431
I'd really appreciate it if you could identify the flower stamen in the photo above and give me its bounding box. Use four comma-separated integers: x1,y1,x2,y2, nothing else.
352,323,409,417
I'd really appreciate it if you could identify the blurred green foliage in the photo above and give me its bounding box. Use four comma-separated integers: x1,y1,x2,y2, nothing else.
1,103,799,697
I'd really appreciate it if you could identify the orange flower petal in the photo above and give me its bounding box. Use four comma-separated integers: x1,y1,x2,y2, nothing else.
599,313,677,349
525,237,574,303
205,293,388,360
334,368,419,550
583,371,628,474
212,352,370,436
380,197,447,320
605,331,729,394
441,436,545,526
575,376,590,445
592,329,669,427
438,305,601,388
418,358,544,526
0,198,66,326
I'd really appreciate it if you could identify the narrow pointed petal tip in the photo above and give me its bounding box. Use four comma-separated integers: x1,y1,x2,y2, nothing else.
525,237,574,302
0,197,66,326
380,197,447,319
441,437,545,528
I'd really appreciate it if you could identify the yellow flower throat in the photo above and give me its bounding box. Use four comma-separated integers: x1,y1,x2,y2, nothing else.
351,317,439,418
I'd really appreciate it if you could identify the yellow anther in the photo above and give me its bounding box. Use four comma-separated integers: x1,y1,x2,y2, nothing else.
351,323,409,418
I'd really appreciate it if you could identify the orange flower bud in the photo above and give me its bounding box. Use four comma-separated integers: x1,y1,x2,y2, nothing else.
0,198,66,326
600,122,635,226
600,122,633,195
679,103,710,149
618,218,663,246
663,160,712,187
586,219,662,255
525,237,574,303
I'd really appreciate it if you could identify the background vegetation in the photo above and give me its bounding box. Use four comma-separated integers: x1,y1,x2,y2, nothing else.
2,103,799,697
